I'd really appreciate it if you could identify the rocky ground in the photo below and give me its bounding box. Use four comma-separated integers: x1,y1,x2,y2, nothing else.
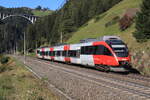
14,55,150,100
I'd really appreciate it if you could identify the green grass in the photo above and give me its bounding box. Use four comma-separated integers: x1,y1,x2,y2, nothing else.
32,10,53,17
0,57,58,100
27,52,36,57
67,0,142,43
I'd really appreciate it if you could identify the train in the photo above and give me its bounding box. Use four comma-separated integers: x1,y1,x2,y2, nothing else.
36,36,131,72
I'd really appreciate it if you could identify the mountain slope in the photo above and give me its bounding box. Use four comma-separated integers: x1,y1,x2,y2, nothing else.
67,0,150,76
32,10,53,16
67,0,142,43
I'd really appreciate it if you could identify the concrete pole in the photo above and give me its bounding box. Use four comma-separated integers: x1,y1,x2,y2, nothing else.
24,32,26,64
60,32,63,43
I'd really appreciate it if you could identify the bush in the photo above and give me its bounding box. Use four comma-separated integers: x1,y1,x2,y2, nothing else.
133,0,150,42
0,65,7,73
119,14,134,31
105,16,120,27
0,96,6,100
94,16,100,22
0,57,9,64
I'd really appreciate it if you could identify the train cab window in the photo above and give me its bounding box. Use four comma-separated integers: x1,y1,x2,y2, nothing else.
103,47,112,56
94,45,104,55
113,47,128,57
93,45,112,56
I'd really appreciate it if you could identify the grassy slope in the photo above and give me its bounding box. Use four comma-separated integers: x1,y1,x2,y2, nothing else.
67,0,150,75
67,0,142,43
0,57,58,100
32,10,53,17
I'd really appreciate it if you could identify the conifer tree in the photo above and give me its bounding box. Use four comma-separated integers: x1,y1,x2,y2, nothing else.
134,0,150,42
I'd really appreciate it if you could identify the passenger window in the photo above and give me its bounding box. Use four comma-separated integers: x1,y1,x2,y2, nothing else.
56,51,61,56
52,51,55,56
68,50,78,57
81,46,95,55
49,51,51,56
62,51,67,57
81,47,85,54
88,46,94,54
46,51,48,56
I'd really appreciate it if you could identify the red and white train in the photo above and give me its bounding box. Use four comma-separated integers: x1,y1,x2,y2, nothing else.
36,36,131,72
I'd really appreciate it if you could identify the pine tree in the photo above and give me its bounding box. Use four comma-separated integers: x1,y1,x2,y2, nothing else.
134,0,150,42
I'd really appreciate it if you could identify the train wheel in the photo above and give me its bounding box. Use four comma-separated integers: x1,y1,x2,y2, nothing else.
96,65,110,72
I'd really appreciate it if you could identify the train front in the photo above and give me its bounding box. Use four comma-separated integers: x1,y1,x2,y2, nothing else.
106,39,131,72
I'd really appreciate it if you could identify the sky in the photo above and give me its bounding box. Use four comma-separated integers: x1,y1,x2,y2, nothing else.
0,0,65,10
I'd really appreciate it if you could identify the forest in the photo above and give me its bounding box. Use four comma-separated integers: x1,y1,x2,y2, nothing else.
0,7,33,53
0,0,150,53
0,0,122,53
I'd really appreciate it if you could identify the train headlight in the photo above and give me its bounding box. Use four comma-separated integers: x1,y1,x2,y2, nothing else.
119,61,129,65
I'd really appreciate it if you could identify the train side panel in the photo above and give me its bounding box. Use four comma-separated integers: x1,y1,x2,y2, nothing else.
92,41,119,66
70,44,81,64
64,45,71,62
80,42,95,66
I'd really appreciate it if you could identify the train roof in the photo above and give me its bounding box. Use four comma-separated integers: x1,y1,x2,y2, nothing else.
37,36,122,49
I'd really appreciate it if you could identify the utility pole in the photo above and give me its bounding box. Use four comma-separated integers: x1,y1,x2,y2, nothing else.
24,32,26,64
60,32,63,43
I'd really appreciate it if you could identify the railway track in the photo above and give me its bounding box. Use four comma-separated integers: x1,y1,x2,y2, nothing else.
36,57,150,87
126,73,150,82
14,55,150,100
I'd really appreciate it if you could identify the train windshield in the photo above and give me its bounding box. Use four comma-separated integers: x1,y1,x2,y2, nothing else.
106,40,129,57
112,45,128,57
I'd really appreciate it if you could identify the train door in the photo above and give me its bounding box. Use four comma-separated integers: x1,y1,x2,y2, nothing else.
80,46,95,66
41,48,45,59
69,44,81,64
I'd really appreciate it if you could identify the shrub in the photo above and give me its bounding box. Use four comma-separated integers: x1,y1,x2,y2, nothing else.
94,13,107,23
0,65,7,73
119,14,134,31
0,96,6,100
94,16,100,22
105,16,120,27
0,57,9,64
133,0,150,42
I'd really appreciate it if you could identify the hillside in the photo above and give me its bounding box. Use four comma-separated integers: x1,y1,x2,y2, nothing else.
32,10,53,16
67,0,142,43
67,0,150,75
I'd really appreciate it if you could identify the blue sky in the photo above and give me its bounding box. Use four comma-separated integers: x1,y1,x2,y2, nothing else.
0,0,65,10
